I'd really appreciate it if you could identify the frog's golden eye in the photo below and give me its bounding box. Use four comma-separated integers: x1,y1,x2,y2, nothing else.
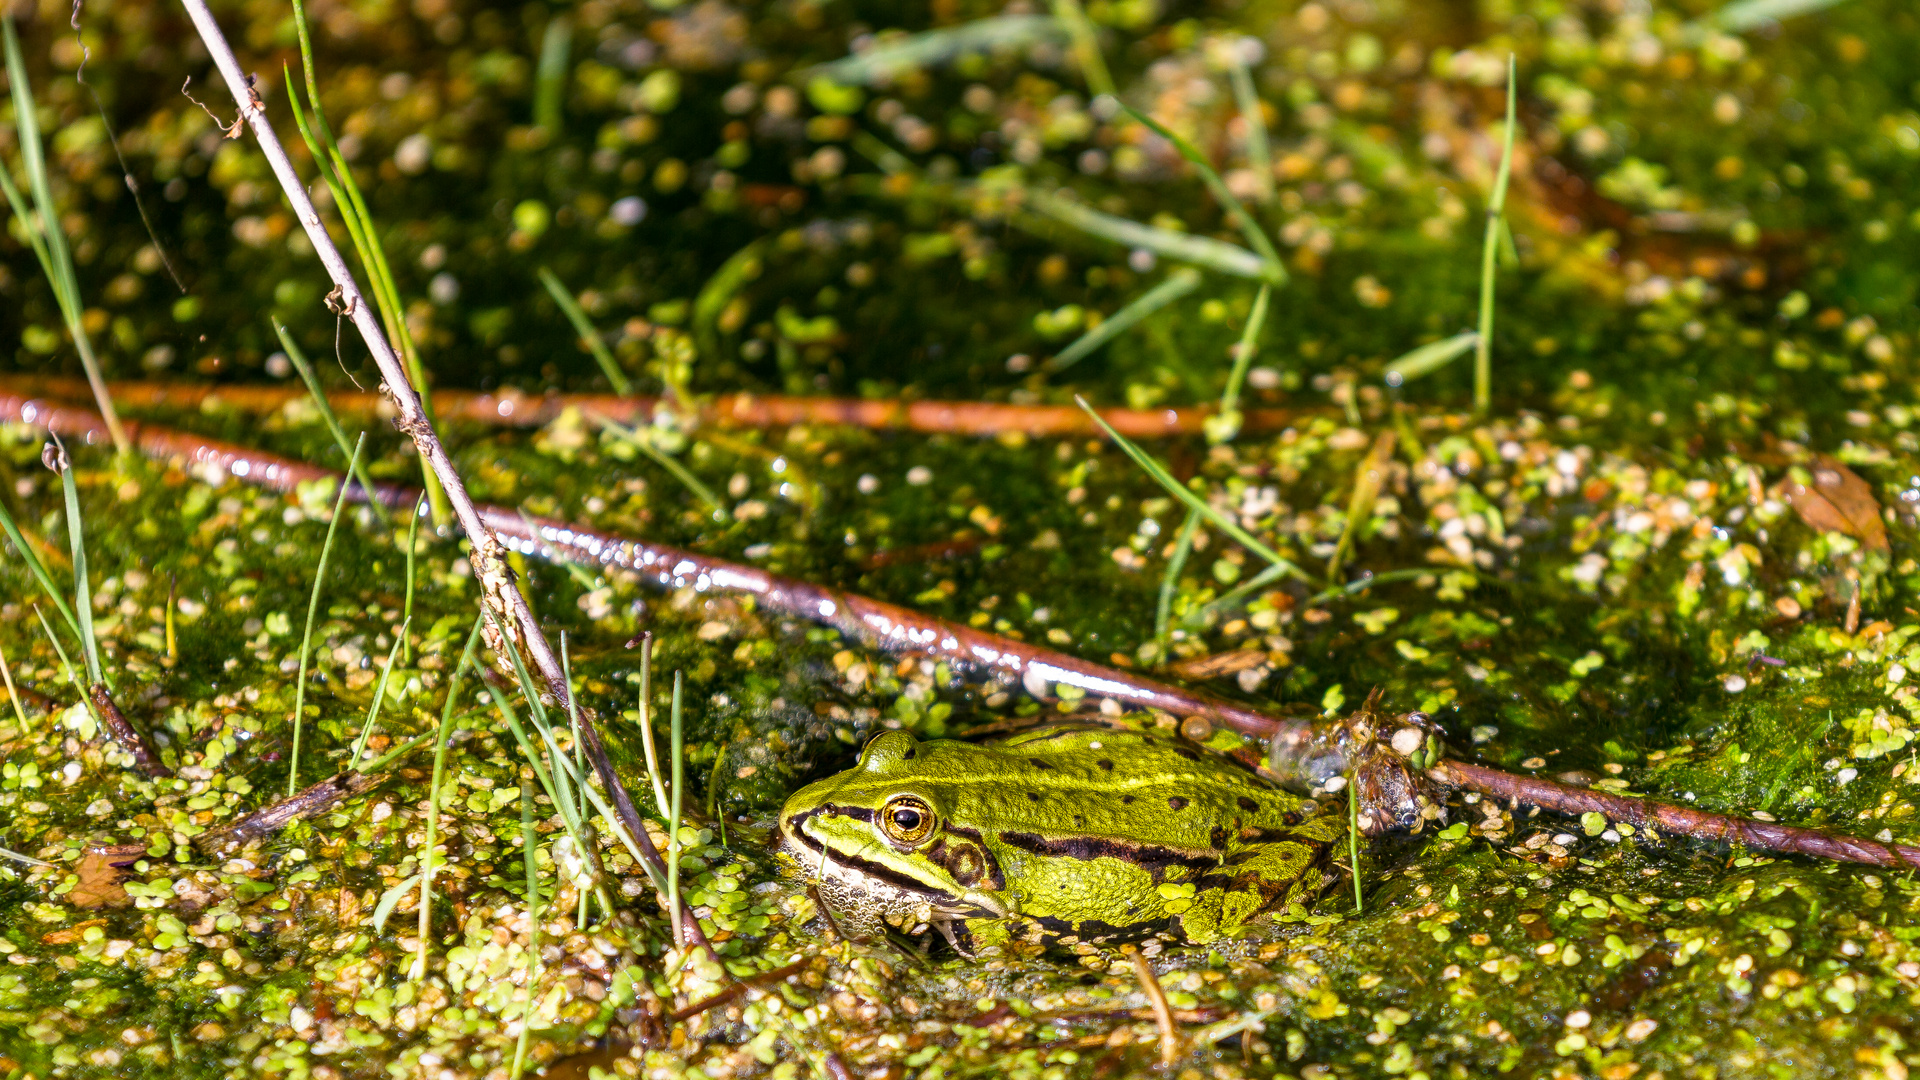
879,795,935,846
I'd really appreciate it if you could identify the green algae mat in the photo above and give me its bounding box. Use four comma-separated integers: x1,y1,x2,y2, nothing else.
4,0,1920,1076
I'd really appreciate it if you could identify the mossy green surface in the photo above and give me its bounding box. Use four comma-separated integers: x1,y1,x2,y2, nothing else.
3,0,1920,1076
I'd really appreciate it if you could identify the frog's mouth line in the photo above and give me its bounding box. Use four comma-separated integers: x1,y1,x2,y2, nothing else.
779,806,1007,920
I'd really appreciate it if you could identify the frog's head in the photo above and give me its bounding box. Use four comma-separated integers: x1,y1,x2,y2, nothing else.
775,730,1008,927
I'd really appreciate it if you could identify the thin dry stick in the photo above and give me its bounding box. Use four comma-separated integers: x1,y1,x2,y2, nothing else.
12,394,1920,875
5,374,1304,440
0,639,26,728
1125,946,1180,1066
168,0,683,890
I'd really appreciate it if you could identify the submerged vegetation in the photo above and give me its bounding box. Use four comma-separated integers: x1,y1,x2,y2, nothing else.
1,0,1920,1075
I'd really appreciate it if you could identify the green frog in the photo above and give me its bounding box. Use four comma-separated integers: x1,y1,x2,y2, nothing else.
775,724,1348,952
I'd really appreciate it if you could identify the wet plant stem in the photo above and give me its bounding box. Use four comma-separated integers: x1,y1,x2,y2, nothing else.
29,396,1920,876
1473,54,1518,416
49,440,104,687
1348,778,1363,913
0,639,25,729
348,621,409,765
290,434,364,796
539,268,631,394
668,672,686,950
1154,510,1200,650
401,494,424,665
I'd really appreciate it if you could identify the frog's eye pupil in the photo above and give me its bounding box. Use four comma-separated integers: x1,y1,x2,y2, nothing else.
880,796,934,844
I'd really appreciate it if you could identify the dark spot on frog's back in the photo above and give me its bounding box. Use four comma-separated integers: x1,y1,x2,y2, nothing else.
1030,759,1056,770
1168,797,1189,811
1026,792,1041,802
1097,759,1114,771
1237,796,1258,812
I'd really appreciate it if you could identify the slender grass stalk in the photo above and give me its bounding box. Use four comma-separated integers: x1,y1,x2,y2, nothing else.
0,639,24,728
274,319,393,530
1326,433,1395,583
1705,0,1853,33
401,494,424,665
164,574,177,661
0,19,128,456
1224,45,1273,205
1119,103,1285,279
31,604,89,712
810,14,1067,84
560,633,593,928
667,671,686,950
282,0,452,528
533,15,571,134
1153,509,1200,650
1048,0,1114,98
0,845,54,868
1178,561,1290,632
1026,190,1275,282
1208,283,1271,444
290,434,366,796
1076,398,1312,584
0,476,86,663
1304,567,1432,607
691,240,766,370
1473,55,1518,416
1348,776,1363,913
416,614,486,980
538,268,631,394
1046,269,1202,373
594,416,729,521
509,774,541,1080
1383,331,1478,388
347,620,409,765
636,635,671,819
49,441,104,687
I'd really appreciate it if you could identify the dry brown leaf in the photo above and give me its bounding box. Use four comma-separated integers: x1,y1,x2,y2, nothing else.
66,853,131,910
1170,649,1267,680
1786,456,1889,553
40,918,106,945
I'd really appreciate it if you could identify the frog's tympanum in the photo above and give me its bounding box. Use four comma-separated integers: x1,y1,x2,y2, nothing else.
775,725,1346,952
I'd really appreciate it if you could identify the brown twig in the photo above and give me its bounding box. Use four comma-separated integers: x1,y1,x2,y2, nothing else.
9,395,1918,876
1432,760,1920,872
88,683,170,777
668,958,811,1023
1124,945,1181,1066
191,769,386,855
2,375,1301,440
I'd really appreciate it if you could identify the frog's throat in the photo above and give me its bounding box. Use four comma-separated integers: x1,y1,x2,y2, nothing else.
778,805,1009,921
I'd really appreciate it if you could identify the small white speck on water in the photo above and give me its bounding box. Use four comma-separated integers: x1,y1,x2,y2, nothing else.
857,474,879,494
906,466,932,486
1723,675,1747,692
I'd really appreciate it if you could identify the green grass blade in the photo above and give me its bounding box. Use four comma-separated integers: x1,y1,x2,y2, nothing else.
1048,0,1114,98
1027,190,1276,282
538,268,632,395
810,14,1069,85
1154,509,1200,650
3,18,129,455
401,494,424,665
594,417,729,521
533,15,571,133
1209,283,1272,444
415,613,486,979
1224,48,1273,205
1473,55,1517,415
692,239,765,367
1076,397,1312,584
638,635,671,820
1046,268,1202,373
0,486,87,656
274,319,394,530
50,442,103,687
509,774,541,1080
1348,775,1363,912
1385,331,1479,387
667,671,685,949
347,620,409,765
1707,0,1853,32
0,639,27,729
289,434,365,795
1118,103,1286,279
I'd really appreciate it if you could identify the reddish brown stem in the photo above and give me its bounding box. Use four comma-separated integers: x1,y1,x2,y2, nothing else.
88,683,171,777
191,770,386,856
3,376,1299,439
10,394,1916,875
668,958,811,1023
1433,761,1920,872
